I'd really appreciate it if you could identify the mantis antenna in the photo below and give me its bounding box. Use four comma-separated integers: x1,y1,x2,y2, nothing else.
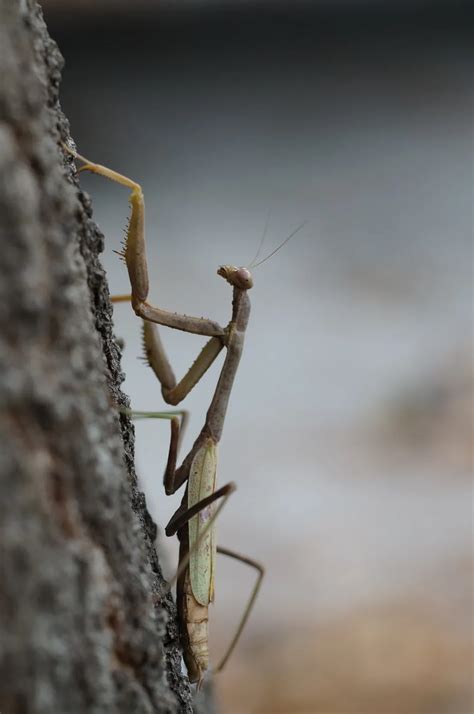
248,207,272,268
250,220,308,269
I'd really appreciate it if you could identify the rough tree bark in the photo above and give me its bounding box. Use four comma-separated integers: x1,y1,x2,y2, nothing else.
0,2,213,712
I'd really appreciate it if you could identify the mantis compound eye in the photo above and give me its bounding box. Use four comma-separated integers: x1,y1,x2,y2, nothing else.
235,267,253,289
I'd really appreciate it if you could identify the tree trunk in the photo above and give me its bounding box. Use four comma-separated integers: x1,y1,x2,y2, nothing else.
0,2,213,712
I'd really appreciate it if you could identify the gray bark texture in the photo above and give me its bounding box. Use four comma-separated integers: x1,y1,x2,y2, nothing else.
0,2,213,712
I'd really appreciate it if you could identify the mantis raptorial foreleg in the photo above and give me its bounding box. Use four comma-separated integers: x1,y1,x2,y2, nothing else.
142,322,225,407
111,298,225,406
66,143,300,416
68,150,225,333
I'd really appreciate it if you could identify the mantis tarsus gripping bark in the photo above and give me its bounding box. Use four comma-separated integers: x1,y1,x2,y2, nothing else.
64,145,273,686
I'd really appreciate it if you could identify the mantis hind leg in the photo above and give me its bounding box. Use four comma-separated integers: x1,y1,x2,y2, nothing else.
214,546,265,674
164,482,237,594
165,485,263,675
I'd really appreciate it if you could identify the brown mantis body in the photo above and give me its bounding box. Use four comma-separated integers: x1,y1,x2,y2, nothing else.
137,262,263,684
67,146,265,685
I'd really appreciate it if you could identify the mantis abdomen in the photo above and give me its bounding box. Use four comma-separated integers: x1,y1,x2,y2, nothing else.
178,439,218,685
178,564,210,684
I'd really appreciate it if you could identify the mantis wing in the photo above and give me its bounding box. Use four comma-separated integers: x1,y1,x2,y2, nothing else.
188,440,218,606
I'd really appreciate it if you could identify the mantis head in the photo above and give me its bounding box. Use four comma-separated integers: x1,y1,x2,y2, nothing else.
216,221,306,291
217,265,254,290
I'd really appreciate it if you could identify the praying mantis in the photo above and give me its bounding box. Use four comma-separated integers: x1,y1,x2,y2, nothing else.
64,143,298,686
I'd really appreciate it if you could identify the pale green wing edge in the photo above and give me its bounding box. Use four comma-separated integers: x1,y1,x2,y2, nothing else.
188,441,218,606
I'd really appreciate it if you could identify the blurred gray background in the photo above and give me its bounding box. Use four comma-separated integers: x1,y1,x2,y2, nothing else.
45,2,472,711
